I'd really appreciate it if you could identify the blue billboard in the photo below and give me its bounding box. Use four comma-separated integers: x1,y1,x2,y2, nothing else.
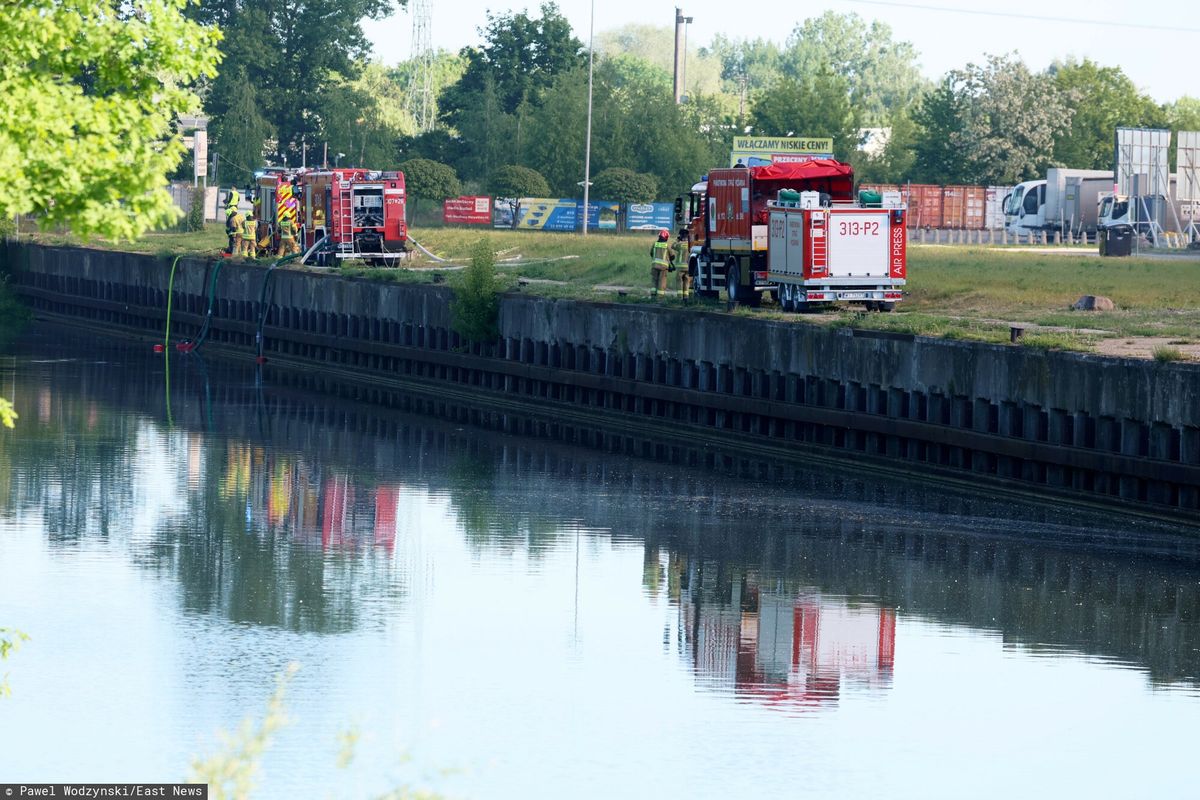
515,198,619,231
624,202,674,230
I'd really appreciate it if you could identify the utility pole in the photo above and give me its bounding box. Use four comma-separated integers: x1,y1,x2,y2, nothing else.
673,8,684,104
581,0,595,236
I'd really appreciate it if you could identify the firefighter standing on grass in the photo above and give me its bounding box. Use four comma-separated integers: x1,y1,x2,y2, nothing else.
650,229,675,297
676,228,692,300
224,188,241,254
277,215,300,257
239,209,257,257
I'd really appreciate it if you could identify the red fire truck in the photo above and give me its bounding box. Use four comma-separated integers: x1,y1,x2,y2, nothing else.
255,168,408,266
675,159,907,311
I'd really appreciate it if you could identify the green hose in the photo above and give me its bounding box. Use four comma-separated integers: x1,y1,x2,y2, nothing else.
163,254,184,349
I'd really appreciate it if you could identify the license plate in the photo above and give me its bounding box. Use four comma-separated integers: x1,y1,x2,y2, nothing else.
840,291,867,300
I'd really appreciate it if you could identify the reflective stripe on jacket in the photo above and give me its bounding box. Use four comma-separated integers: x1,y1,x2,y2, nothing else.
279,219,296,239
242,218,257,238
651,241,670,267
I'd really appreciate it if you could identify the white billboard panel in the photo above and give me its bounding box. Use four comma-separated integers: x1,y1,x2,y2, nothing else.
1114,127,1170,197
1177,131,1200,203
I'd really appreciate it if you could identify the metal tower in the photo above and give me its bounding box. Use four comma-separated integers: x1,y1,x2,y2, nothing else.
407,0,435,132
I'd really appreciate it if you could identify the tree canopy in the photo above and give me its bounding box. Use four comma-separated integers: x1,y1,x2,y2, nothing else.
0,0,221,239
1050,59,1165,170
400,159,462,202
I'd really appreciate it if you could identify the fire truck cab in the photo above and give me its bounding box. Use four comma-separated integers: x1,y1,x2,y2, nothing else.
676,160,907,311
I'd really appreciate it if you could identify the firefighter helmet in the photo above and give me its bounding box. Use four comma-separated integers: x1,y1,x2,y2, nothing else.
658,229,670,241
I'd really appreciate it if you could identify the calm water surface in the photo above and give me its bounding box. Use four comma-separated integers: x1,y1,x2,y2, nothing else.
1,326,1198,798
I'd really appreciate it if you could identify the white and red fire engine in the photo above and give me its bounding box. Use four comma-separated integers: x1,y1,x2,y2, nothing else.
676,159,907,310
255,167,408,266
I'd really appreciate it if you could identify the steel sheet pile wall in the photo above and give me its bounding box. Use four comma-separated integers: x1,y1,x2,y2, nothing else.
7,243,1200,521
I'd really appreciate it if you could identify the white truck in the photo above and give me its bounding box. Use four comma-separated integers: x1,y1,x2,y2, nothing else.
1003,168,1112,238
1097,175,1194,247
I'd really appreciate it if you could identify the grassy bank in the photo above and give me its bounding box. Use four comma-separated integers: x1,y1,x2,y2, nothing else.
21,225,1200,355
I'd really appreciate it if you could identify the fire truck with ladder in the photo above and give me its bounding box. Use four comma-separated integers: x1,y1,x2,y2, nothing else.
674,159,907,311
255,168,408,266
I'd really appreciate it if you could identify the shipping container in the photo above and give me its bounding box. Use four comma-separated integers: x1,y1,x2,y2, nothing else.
986,186,1012,229
941,185,965,228
908,184,943,229
964,186,987,229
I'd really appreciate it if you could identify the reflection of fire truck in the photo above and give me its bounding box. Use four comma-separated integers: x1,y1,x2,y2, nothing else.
255,168,408,266
675,160,907,311
681,583,896,709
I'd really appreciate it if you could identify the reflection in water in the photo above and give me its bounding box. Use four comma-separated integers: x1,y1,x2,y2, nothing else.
1,327,1199,798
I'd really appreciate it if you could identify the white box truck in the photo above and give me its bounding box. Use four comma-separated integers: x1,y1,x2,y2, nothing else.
1003,168,1112,237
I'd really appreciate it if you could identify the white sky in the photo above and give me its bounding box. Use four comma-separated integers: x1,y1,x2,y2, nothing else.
364,0,1195,103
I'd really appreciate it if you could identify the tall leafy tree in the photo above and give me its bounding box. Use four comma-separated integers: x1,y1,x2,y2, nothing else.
953,54,1072,184
781,12,926,125
192,0,398,162
488,165,551,227
750,72,860,160
211,68,274,187
0,0,221,239
440,3,584,129
910,79,967,183
1049,59,1165,169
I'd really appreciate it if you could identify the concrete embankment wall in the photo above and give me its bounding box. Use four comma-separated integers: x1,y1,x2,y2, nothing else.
6,243,1200,520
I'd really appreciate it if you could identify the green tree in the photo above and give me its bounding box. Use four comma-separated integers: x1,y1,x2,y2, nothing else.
211,68,274,188
853,104,919,183
592,168,659,230
488,165,551,228
1050,59,1166,169
750,72,860,160
597,24,724,99
953,54,1072,184
0,0,221,239
450,240,501,343
781,12,926,124
193,0,399,163
400,158,462,223
911,79,967,183
440,3,584,127
1166,96,1200,132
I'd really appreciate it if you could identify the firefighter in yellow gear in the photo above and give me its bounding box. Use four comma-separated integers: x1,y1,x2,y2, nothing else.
229,207,246,256
650,229,674,296
277,216,300,257
676,228,692,300
224,188,242,254
239,211,258,257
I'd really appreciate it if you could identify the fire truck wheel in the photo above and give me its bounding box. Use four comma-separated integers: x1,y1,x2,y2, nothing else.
878,301,896,313
725,258,741,304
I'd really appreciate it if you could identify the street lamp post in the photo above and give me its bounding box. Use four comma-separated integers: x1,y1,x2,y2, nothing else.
581,0,595,237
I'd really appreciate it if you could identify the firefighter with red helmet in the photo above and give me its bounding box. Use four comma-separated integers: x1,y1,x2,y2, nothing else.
650,228,675,297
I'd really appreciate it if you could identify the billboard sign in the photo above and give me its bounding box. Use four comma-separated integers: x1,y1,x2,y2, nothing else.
517,198,619,231
730,136,833,167
1177,131,1200,203
625,202,674,230
1114,127,1171,197
192,129,207,179
443,195,492,225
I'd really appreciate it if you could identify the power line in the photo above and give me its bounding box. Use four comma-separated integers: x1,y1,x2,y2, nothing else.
837,0,1200,33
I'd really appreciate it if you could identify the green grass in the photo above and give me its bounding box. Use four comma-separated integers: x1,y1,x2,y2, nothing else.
1152,346,1186,362
21,225,1200,355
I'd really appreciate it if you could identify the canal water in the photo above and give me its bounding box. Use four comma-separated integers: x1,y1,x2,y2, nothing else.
1,325,1197,798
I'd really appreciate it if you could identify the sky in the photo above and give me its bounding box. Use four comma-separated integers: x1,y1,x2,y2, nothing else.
363,0,1195,103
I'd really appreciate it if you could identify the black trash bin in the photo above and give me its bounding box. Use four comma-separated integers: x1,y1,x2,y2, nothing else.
1102,226,1132,257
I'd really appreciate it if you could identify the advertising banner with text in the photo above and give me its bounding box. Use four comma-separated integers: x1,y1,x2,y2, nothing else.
515,198,620,231
624,202,675,230
443,196,492,225
730,136,833,167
